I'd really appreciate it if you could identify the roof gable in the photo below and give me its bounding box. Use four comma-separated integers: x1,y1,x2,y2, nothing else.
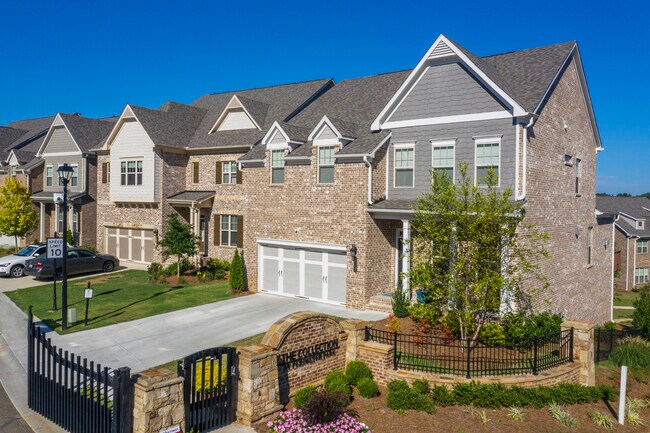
209,95,263,133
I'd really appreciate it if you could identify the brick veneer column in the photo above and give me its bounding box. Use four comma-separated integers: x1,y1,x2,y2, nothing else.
236,344,283,428
132,369,185,433
562,320,595,386
357,340,394,386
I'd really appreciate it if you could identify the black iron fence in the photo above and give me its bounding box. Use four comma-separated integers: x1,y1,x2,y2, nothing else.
27,307,132,433
365,326,573,378
595,328,644,362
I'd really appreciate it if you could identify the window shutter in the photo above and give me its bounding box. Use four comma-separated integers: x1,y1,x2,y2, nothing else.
237,215,244,248
214,216,220,246
193,162,199,183
215,162,222,184
102,162,108,184
236,165,242,184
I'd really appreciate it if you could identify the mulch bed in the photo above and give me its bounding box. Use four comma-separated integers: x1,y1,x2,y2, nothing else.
348,367,650,433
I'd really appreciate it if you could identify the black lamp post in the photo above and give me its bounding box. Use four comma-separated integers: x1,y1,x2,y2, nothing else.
57,163,73,330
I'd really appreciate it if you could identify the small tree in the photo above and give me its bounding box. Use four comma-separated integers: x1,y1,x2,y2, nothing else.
230,249,245,291
0,177,38,251
409,163,549,343
158,212,198,277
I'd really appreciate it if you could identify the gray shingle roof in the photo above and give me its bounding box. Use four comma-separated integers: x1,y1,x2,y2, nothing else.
0,127,27,152
129,102,207,149
188,79,333,150
2,116,56,164
596,196,650,237
369,199,417,211
59,114,118,152
167,190,215,202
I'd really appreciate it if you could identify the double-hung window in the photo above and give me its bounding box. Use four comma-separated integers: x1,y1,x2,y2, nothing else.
432,140,455,182
70,165,79,187
638,240,649,254
476,139,500,186
394,145,414,188
220,215,238,247
57,205,64,234
271,150,285,184
635,268,649,285
46,165,53,187
222,161,237,184
120,160,143,186
318,146,335,184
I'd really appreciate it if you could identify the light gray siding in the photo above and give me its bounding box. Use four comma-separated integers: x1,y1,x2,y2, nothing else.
389,62,508,121
43,155,85,193
387,118,517,201
269,130,286,145
42,127,79,154
317,124,337,140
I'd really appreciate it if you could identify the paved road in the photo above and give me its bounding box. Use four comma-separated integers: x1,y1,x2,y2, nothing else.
0,381,33,433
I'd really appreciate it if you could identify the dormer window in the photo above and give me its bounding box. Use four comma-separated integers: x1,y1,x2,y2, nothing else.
638,221,645,230
209,95,261,133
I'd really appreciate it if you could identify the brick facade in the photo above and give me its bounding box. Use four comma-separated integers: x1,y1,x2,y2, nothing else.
523,58,612,324
614,228,650,291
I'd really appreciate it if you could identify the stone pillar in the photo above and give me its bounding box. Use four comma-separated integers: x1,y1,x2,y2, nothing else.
562,320,595,386
132,368,185,433
236,344,282,428
341,319,370,362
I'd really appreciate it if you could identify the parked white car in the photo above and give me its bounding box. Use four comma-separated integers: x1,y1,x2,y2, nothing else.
0,244,48,278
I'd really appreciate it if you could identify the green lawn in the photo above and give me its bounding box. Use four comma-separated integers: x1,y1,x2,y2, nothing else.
7,270,235,334
613,308,634,320
613,290,639,307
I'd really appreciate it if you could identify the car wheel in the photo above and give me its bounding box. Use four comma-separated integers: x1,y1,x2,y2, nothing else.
103,261,115,273
10,265,24,278
55,268,63,280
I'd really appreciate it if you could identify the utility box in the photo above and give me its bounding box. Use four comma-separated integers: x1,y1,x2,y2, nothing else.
68,308,77,325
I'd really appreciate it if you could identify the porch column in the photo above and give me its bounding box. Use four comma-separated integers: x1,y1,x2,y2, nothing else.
401,219,410,294
39,203,45,242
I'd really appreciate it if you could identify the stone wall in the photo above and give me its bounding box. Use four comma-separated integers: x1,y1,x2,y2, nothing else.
132,369,184,433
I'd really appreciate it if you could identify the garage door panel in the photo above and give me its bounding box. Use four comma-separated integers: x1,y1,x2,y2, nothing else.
327,266,347,304
328,252,347,265
144,239,154,262
107,235,117,257
304,263,323,299
263,258,279,292
132,238,143,262
283,260,300,295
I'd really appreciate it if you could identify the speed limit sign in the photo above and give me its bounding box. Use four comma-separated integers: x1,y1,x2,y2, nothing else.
47,238,64,259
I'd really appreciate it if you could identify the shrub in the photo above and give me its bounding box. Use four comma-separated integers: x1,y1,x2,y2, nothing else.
610,336,650,367
345,360,373,386
213,268,226,280
147,262,164,282
324,370,351,402
357,377,379,398
386,380,434,414
430,385,455,406
164,257,192,277
530,311,563,338
66,229,74,245
501,312,527,341
230,250,245,291
293,385,315,409
478,322,506,346
548,403,576,427
501,311,563,345
596,321,617,331
409,303,441,326
388,314,400,334
411,379,430,395
392,280,410,318
206,257,230,275
302,389,348,425
82,245,97,253
632,292,650,336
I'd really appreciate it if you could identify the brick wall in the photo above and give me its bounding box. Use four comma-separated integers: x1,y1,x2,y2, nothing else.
616,232,650,291
80,158,97,246
524,57,612,324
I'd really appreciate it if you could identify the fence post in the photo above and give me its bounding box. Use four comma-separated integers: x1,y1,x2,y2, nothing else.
393,332,398,370
609,329,614,353
27,306,33,409
532,337,539,375
466,338,471,379
112,367,133,433
569,327,574,362
364,326,370,342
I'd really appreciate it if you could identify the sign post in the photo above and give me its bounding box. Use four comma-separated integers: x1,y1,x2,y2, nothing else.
619,365,628,424
84,282,93,326
47,237,64,311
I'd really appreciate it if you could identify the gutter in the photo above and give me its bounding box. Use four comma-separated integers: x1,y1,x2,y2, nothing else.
611,215,619,320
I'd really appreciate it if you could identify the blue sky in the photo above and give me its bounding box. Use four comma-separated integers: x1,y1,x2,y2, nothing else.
1,0,647,194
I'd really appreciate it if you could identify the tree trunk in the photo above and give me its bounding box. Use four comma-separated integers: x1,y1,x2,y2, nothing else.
177,255,181,278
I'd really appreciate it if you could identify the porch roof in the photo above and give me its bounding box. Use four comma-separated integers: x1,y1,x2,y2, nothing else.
367,199,416,219
167,190,215,206
31,191,87,203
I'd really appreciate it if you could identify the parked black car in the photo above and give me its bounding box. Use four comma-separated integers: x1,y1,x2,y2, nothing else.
24,248,119,279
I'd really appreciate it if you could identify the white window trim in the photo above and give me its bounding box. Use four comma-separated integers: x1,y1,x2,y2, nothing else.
317,145,335,184
431,139,456,183
393,143,415,189
474,137,501,187
638,240,648,254
270,149,285,185
220,215,238,247
120,159,144,186
45,164,53,187
222,161,237,185
635,268,649,285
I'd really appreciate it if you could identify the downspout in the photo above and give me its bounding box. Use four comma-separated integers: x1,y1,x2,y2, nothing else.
519,116,535,200
611,215,619,321
626,236,630,291
633,236,638,289
363,156,373,205
514,123,520,199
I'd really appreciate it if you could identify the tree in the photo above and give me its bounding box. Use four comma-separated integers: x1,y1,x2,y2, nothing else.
230,249,245,291
158,212,198,277
0,177,38,251
409,163,549,343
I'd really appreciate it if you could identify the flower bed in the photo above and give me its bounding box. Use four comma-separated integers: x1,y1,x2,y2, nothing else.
268,408,370,433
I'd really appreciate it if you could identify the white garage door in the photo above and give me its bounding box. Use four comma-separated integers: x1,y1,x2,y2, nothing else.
258,241,347,305
106,227,155,263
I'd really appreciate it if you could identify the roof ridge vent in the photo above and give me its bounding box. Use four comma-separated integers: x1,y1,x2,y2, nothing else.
428,40,455,59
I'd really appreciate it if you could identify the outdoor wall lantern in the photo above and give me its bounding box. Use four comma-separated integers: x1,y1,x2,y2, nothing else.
350,244,358,273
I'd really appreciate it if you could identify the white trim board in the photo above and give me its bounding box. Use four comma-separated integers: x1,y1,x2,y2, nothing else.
382,111,512,129
256,238,347,252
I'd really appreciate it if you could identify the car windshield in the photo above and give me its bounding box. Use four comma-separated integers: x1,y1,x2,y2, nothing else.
15,246,38,257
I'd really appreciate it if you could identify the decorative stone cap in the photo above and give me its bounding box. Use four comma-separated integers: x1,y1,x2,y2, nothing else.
340,319,371,332
238,344,276,361
261,311,344,350
561,320,595,331
135,368,184,390
359,340,394,354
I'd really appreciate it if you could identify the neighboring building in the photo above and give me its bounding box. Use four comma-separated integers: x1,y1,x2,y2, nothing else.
596,196,650,291
31,113,115,246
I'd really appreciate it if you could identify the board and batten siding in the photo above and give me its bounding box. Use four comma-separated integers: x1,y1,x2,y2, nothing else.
43,155,85,193
389,62,509,122
387,118,517,201
42,127,80,154
109,119,157,203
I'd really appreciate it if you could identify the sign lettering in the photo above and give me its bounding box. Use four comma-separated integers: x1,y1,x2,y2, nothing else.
47,238,64,259
278,338,339,370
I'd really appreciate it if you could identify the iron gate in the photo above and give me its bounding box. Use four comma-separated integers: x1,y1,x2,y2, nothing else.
178,347,237,432
27,307,132,433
